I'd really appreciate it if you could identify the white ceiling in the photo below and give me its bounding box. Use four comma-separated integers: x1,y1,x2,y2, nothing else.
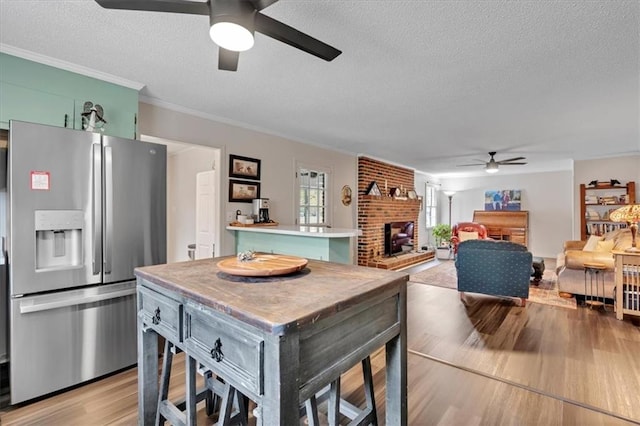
1,0,638,177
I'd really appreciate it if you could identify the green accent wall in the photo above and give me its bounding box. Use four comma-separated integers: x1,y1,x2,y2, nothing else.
0,53,139,138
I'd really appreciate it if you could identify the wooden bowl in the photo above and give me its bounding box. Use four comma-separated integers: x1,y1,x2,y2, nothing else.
217,254,308,277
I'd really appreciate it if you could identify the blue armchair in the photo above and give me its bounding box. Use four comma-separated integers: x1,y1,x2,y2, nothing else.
455,239,532,306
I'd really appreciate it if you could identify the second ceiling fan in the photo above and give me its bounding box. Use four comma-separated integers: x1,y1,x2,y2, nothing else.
95,0,342,71
457,152,527,173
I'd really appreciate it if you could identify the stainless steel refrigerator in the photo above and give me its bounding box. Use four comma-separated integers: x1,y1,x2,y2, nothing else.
6,120,166,404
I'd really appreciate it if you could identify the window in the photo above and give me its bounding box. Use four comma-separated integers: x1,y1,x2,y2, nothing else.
425,184,438,229
297,165,330,226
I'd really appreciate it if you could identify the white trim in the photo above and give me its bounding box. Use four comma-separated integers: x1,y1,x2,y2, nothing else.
0,44,145,91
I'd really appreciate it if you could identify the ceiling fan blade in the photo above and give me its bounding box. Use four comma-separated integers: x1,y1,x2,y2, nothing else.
218,48,239,71
95,0,209,15
497,156,526,164
456,164,484,167
499,162,528,165
249,0,279,11
254,13,342,61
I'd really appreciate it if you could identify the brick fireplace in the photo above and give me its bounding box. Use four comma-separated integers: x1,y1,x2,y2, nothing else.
357,157,425,268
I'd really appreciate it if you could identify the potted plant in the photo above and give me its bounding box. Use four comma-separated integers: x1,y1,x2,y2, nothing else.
432,224,452,260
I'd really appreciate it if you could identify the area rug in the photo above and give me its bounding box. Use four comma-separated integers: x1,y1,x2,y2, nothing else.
409,260,577,309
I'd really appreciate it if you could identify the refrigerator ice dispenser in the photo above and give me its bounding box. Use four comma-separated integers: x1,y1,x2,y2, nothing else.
35,210,83,271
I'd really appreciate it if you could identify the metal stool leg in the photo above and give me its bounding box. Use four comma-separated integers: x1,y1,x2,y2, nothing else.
584,264,607,310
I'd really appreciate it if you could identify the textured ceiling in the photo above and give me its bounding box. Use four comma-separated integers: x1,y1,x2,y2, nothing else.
1,0,638,176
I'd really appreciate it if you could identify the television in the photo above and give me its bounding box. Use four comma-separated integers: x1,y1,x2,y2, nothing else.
384,221,414,257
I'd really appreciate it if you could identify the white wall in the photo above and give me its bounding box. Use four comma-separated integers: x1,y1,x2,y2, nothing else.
436,155,640,257
138,102,358,257
573,155,640,238
439,170,574,258
138,102,639,261
166,146,218,263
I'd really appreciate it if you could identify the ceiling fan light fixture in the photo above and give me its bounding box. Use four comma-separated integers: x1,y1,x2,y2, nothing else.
209,0,256,52
485,162,499,173
210,21,254,52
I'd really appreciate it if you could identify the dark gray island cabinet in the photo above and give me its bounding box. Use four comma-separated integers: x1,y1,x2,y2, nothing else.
134,258,408,425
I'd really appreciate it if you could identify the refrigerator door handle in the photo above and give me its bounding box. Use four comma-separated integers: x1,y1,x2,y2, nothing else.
92,143,102,275
104,145,113,275
19,288,136,314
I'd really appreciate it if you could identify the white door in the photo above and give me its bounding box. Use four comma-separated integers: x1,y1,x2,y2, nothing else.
195,170,216,259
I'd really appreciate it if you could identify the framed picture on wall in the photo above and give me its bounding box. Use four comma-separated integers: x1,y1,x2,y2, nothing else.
229,179,260,203
229,154,261,180
484,189,522,211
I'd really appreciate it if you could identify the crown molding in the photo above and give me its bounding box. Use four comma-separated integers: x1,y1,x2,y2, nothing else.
0,44,145,91
139,95,356,158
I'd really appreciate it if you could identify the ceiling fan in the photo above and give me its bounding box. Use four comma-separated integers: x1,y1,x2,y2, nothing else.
457,151,527,173
94,0,342,71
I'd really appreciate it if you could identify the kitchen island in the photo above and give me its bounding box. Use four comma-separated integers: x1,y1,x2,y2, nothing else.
226,225,361,264
135,257,407,425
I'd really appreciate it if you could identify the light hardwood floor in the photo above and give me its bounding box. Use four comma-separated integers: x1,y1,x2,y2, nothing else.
2,281,640,425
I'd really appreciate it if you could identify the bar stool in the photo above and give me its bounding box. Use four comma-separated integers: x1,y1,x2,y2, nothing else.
304,356,378,426
231,355,378,425
155,340,198,426
165,350,377,425
155,340,246,426
584,262,607,310
202,371,249,426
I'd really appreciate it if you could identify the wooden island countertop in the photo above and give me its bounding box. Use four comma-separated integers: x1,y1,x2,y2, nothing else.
135,257,406,333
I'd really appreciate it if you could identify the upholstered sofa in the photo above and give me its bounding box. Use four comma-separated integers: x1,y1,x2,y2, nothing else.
450,222,488,254
455,239,532,305
556,229,632,297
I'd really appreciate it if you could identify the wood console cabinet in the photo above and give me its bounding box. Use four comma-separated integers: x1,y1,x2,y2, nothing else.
472,210,529,247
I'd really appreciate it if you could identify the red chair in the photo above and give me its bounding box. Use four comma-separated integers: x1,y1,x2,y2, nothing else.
451,222,488,254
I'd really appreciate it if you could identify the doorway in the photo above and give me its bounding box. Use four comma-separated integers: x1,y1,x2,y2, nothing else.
141,135,221,263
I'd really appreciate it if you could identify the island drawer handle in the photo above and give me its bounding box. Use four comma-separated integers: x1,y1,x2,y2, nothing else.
210,338,224,362
152,307,161,325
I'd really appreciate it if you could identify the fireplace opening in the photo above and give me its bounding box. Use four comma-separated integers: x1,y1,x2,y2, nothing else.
384,221,414,257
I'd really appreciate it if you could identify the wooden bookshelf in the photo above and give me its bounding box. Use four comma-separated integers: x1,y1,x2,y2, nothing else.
580,182,635,240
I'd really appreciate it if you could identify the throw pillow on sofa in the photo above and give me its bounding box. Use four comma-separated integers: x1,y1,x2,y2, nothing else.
458,231,479,242
583,234,603,251
595,239,615,252
613,229,633,250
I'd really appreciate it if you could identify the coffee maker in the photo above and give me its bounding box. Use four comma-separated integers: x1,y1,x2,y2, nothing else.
252,198,270,223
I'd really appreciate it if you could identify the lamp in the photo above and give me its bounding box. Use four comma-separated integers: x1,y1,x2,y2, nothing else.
443,191,456,226
209,0,256,52
609,204,640,253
